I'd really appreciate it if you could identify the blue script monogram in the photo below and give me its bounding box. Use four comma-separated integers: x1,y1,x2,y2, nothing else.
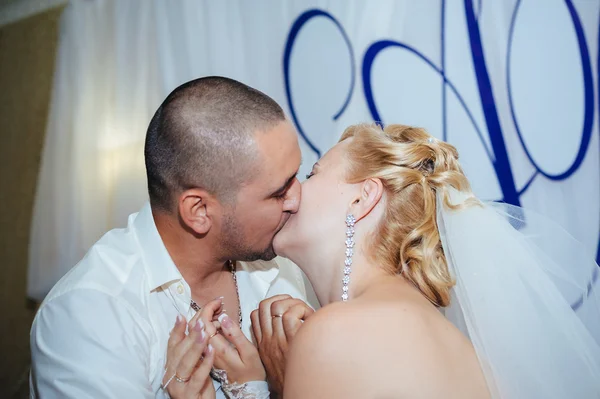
283,0,600,267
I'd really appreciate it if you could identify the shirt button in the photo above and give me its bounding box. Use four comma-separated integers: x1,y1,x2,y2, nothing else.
177,284,184,294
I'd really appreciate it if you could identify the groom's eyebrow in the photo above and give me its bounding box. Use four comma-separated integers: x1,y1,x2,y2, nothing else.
269,171,298,197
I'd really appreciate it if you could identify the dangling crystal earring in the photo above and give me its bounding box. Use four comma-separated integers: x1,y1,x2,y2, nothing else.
342,214,356,302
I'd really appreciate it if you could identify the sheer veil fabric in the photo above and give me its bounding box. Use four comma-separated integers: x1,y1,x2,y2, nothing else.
438,189,600,398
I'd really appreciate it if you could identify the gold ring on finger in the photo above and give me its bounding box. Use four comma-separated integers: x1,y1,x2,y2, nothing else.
175,373,191,383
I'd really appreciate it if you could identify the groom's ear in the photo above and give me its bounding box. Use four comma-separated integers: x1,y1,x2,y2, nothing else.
178,188,215,235
349,178,384,222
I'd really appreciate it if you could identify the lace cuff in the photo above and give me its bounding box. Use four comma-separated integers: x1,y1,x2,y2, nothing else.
211,368,270,399
221,380,270,399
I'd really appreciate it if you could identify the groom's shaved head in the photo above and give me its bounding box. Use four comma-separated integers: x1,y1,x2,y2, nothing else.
145,76,286,212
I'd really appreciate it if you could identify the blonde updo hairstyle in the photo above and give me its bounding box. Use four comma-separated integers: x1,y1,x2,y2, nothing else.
340,123,474,307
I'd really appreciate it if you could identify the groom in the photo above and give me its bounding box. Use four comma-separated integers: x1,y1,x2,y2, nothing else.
30,77,313,398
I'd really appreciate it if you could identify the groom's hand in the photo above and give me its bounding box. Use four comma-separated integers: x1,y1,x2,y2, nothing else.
251,295,314,396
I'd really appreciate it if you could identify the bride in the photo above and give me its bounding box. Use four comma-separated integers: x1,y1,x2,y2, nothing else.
166,123,600,398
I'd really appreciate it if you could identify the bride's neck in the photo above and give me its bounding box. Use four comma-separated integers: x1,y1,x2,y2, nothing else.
304,249,389,306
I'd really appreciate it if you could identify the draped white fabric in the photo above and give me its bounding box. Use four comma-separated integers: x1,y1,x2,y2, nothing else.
439,190,600,398
28,0,600,300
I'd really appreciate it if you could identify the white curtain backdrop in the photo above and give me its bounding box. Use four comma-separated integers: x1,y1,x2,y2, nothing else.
28,0,600,301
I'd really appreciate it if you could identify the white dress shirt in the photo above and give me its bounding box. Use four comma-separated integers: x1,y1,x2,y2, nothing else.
30,203,307,398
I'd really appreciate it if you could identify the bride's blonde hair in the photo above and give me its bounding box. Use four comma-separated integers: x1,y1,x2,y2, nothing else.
340,123,474,307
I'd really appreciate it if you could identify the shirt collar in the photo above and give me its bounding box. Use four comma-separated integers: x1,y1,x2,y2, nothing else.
239,259,280,288
133,202,182,292
132,202,283,292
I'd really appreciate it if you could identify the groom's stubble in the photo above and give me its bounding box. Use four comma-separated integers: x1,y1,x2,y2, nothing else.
220,211,279,262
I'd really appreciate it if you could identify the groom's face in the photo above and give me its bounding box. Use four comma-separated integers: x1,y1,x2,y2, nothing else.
221,120,302,261
273,139,355,264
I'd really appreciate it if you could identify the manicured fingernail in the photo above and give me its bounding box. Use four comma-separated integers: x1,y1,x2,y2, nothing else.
208,344,213,353
193,319,204,332
214,296,224,300
218,313,233,330
175,315,183,325
197,328,206,343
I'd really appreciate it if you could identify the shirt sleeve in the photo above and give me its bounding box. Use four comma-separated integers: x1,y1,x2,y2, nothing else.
30,289,156,398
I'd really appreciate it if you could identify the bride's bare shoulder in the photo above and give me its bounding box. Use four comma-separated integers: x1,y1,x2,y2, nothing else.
285,302,357,361
310,296,442,330
284,300,449,398
292,298,444,350
283,302,381,397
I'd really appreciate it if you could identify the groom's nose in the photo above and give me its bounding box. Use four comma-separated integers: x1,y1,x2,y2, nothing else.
282,178,301,213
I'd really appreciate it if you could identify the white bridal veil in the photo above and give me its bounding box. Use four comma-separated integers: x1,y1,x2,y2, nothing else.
438,189,600,398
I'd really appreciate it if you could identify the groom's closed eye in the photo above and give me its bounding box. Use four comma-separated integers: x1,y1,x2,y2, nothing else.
269,172,298,199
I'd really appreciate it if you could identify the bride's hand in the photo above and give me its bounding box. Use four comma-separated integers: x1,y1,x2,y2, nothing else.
163,310,216,399
210,310,267,384
250,295,314,395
